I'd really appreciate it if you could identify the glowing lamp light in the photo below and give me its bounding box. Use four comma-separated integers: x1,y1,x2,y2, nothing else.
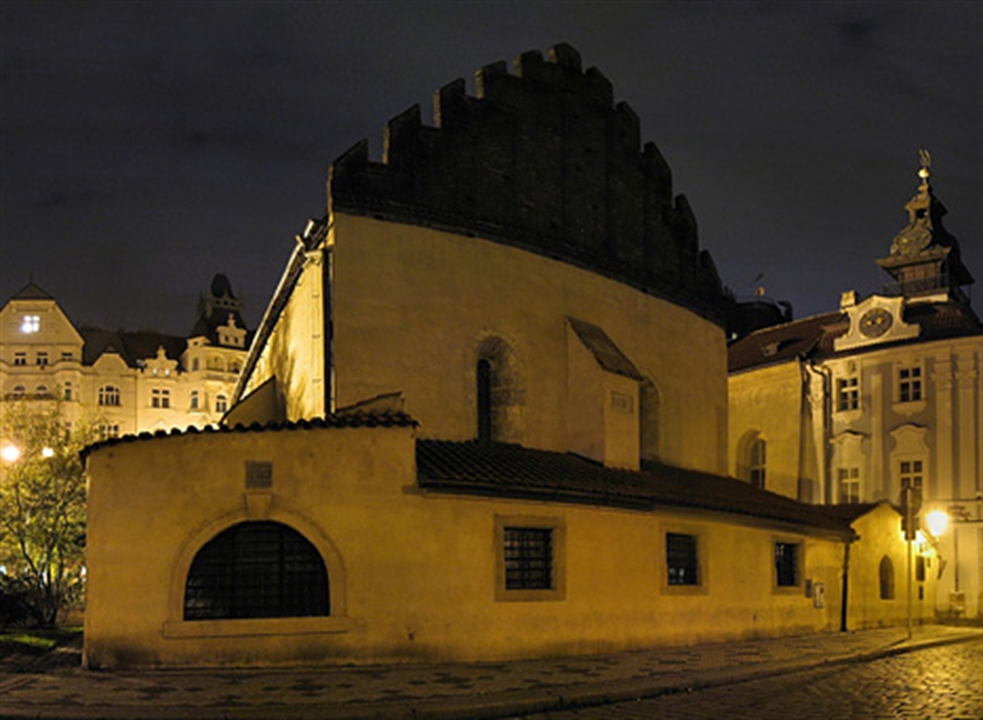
41,447,55,458
925,509,949,538
2,445,21,462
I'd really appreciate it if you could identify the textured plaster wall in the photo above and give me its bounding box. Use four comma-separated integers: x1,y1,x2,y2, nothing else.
728,361,805,498
85,426,845,670
329,213,727,474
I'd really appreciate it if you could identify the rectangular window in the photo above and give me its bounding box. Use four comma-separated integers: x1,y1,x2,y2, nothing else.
61,351,73,362
151,388,170,409
775,542,800,587
36,351,49,366
898,367,923,403
666,533,699,586
14,352,26,366
504,528,552,590
915,555,926,582
836,376,859,411
838,467,861,504
900,460,924,494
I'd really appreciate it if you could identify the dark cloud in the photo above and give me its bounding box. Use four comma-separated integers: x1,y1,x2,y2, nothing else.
1,2,980,334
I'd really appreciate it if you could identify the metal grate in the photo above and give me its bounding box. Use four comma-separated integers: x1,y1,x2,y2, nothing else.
504,527,552,590
666,532,698,585
184,521,329,620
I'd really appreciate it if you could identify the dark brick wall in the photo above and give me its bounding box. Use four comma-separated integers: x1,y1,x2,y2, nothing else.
329,44,724,323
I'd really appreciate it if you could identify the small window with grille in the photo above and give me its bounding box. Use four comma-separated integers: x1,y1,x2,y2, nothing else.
504,528,552,590
666,533,699,586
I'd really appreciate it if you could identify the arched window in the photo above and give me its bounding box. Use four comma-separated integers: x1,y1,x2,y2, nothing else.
184,521,329,620
13,385,26,398
475,336,521,443
36,385,49,396
98,385,120,406
879,555,895,600
749,438,766,489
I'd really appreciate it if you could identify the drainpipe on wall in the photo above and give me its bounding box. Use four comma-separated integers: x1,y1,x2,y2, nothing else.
807,359,833,505
840,539,852,631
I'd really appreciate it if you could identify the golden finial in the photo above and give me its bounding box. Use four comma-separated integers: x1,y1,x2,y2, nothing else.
918,149,931,186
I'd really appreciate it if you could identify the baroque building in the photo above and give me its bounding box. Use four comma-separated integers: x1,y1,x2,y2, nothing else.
728,161,982,621
82,45,925,669
0,274,250,435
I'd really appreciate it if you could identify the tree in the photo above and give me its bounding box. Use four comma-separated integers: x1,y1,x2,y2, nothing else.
0,398,99,626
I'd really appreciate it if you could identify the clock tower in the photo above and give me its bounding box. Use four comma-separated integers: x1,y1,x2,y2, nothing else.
876,151,975,303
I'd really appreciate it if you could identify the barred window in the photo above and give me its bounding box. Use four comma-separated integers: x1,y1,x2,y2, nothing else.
184,521,329,621
666,533,699,586
504,527,552,591
775,542,800,587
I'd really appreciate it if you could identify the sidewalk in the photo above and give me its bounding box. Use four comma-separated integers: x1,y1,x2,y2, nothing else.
2,625,980,720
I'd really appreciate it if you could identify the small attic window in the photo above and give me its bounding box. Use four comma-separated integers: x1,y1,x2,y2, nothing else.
20,315,40,334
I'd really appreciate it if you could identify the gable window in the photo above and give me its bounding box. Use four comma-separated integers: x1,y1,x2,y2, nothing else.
184,521,329,621
36,351,49,366
666,533,699,586
774,542,800,587
838,467,861,504
98,385,120,406
879,556,895,600
898,366,922,403
215,394,228,413
836,376,859,411
20,315,40,334
14,352,27,366
749,438,766,490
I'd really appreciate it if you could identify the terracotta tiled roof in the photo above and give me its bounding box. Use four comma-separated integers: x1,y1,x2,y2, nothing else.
729,301,981,373
567,317,644,380
81,411,419,460
416,440,855,537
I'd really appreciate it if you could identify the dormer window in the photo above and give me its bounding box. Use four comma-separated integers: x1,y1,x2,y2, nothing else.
20,315,40,334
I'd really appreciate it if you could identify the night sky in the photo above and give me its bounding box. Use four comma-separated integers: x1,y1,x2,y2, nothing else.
2,2,980,336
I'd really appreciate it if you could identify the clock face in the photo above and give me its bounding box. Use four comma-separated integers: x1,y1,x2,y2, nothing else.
859,308,893,338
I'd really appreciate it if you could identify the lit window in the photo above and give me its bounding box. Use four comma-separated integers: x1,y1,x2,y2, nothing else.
13,352,27,366
749,438,766,490
36,351,49,366
836,376,859,411
98,385,121,406
666,533,699,586
184,521,329,621
504,527,553,590
898,367,923,403
215,394,228,413
838,467,861,503
775,542,800,587
21,315,40,333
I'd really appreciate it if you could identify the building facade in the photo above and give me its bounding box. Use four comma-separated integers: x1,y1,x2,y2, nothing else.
0,274,250,436
728,163,982,620
83,45,929,669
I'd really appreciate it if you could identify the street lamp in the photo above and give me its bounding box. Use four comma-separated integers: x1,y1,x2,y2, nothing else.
926,509,949,540
1,444,20,463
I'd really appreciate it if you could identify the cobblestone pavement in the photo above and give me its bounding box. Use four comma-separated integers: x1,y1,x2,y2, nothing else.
517,642,983,720
1,626,979,719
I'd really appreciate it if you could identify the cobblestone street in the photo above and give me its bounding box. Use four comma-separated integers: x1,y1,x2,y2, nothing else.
518,641,983,720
